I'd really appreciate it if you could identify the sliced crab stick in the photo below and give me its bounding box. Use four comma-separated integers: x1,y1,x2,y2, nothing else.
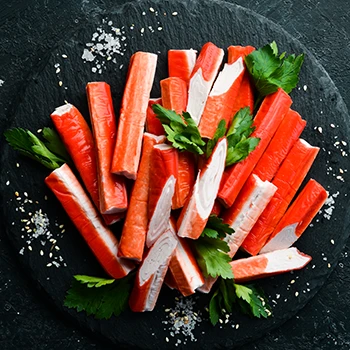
146,98,164,136
161,77,188,113
45,164,134,279
242,139,320,255
187,42,224,125
196,276,218,293
129,229,178,312
198,57,245,139
118,133,166,261
211,199,222,216
260,179,328,254
222,174,277,258
168,49,197,84
111,52,158,180
252,109,306,182
177,138,227,239
146,144,177,247
86,82,128,215
51,104,123,226
160,76,195,209
167,219,204,296
218,88,292,208
230,247,312,283
228,46,255,117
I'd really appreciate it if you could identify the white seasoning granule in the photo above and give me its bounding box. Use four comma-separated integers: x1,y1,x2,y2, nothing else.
331,239,335,245
172,11,178,16
16,163,20,167
149,7,155,12
295,292,299,297
158,27,163,31
6,180,10,186
330,123,335,128
317,126,323,134
62,54,68,58
303,85,308,91
58,81,63,87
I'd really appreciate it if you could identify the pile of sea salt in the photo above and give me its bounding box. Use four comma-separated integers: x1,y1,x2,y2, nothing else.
82,19,127,74
162,296,202,346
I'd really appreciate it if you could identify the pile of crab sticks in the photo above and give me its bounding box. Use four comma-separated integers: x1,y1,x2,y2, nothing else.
44,42,328,312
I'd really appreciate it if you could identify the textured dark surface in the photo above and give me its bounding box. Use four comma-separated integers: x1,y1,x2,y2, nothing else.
0,0,350,349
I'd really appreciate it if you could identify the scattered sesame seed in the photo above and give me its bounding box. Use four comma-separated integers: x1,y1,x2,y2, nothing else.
62,54,68,58
158,27,163,31
172,11,178,16
28,245,33,251
303,85,307,91
317,126,323,134
330,123,335,128
165,337,169,342
290,279,295,284
15,191,19,197
295,292,299,297
40,250,44,256
331,239,335,245
149,7,155,12
236,324,239,329
6,180,10,186
58,81,63,86
16,163,20,167
46,263,52,267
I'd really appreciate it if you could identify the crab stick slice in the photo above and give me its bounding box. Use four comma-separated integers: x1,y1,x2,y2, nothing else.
228,46,255,117
146,98,164,136
167,219,204,296
187,42,224,125
211,199,222,216
261,179,328,254
241,139,320,255
118,133,166,261
129,230,178,312
111,52,158,180
198,57,245,139
252,109,306,182
51,104,123,226
168,49,197,84
86,82,128,215
222,174,277,258
146,144,177,247
230,247,311,283
161,77,188,113
177,138,227,239
45,164,134,279
196,276,218,293
218,88,292,208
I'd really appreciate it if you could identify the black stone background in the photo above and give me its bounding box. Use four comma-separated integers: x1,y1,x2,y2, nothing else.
0,0,350,349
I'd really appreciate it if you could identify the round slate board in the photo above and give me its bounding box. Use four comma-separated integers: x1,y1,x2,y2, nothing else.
1,0,350,349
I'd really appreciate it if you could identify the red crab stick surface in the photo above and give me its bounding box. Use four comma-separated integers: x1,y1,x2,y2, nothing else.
118,133,166,261
252,109,306,182
129,230,178,312
198,57,245,139
218,88,292,208
51,104,123,226
146,144,177,247
146,98,164,136
87,82,128,215
222,174,277,258
230,247,311,283
160,77,195,209
186,42,224,125
168,49,197,84
45,164,134,279
168,219,204,296
177,138,227,239
112,52,158,180
227,46,255,116
242,139,320,255
260,179,328,254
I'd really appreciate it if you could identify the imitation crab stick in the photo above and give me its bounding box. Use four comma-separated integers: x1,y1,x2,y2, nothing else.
187,42,224,125
118,133,166,261
260,179,328,254
230,247,312,283
218,88,292,208
242,139,320,255
45,164,134,279
168,49,197,84
111,52,158,180
222,174,277,258
50,104,123,226
86,82,128,215
252,109,306,182
167,219,204,296
177,138,227,239
146,98,164,136
198,57,245,139
196,276,218,293
160,76,195,209
146,144,177,247
129,229,178,312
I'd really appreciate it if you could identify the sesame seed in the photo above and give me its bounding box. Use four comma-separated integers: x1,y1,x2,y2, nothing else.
56,68,61,74
158,27,163,31
15,191,19,197
295,292,299,297
165,337,169,342
290,279,295,284
62,54,68,58
28,245,33,251
16,163,20,167
330,123,335,128
236,324,239,329
303,85,307,91
58,81,63,86
46,263,52,267
149,7,155,12
40,250,44,256
6,180,10,186
331,239,335,244
172,11,178,16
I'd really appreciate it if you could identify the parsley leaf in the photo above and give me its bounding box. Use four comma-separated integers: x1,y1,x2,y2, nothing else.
64,274,133,319
245,41,304,97
152,104,205,155
193,236,233,279
42,127,71,162
208,279,272,325
226,108,260,166
201,215,234,239
4,128,68,170
205,119,227,158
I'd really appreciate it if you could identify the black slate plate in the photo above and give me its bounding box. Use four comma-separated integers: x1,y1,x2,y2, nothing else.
1,0,350,349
